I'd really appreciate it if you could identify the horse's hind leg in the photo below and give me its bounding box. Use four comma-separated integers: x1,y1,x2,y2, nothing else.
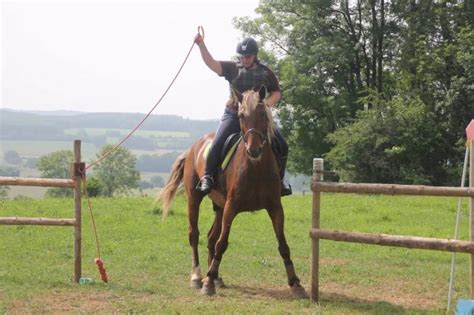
188,191,204,289
266,204,308,299
207,202,226,288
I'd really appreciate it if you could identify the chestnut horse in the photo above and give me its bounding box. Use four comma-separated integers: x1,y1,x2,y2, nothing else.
157,87,307,298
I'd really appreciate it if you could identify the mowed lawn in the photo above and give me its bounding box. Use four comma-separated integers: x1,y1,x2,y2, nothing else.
0,193,470,314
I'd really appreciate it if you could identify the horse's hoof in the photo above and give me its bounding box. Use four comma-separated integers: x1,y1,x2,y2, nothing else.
291,284,308,299
215,277,227,288
201,278,216,296
190,278,202,289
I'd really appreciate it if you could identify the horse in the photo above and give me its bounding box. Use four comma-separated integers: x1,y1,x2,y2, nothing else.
156,86,307,298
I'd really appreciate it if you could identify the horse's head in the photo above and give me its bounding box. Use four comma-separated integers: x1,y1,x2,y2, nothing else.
238,86,275,160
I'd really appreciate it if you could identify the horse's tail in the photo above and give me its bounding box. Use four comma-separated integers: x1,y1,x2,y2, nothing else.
156,149,188,219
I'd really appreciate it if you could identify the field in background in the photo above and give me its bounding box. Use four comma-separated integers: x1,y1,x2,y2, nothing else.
0,127,191,198
0,194,470,314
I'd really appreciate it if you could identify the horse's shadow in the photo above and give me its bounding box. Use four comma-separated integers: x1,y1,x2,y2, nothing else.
227,285,433,313
229,284,295,300
322,291,437,314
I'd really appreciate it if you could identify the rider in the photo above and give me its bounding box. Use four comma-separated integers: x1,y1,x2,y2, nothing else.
194,34,292,196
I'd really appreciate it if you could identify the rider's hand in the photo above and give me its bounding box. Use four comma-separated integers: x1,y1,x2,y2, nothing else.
194,34,203,44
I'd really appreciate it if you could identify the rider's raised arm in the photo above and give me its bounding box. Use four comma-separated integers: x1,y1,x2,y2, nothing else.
195,35,223,76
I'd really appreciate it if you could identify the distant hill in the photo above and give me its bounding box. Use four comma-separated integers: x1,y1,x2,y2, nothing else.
0,109,219,142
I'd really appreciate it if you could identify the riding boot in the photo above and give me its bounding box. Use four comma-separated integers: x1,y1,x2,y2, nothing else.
280,156,292,197
198,174,214,194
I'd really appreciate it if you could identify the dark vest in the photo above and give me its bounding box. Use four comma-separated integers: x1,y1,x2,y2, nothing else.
230,63,270,94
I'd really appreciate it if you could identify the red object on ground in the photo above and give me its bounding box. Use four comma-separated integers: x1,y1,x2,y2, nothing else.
466,119,474,140
95,258,108,283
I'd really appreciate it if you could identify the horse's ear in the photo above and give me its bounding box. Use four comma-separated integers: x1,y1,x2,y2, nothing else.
231,88,243,103
258,85,266,101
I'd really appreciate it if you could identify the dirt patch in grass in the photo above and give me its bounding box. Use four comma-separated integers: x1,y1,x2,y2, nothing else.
6,291,155,314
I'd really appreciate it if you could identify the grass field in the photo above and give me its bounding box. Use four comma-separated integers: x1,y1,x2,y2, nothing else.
0,194,470,314
0,140,98,161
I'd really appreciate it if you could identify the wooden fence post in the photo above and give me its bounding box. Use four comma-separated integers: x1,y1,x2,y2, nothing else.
470,139,474,298
74,140,82,283
311,158,323,303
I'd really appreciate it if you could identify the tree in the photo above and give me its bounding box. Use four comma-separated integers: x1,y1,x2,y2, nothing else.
234,0,473,184
0,166,20,177
84,176,103,197
4,150,21,165
326,93,441,184
150,175,164,188
94,144,140,197
37,150,74,197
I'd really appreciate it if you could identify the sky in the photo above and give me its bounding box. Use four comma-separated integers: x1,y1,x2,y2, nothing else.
1,0,260,120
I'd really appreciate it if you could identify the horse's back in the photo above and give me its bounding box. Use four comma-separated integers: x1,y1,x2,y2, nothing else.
182,132,215,191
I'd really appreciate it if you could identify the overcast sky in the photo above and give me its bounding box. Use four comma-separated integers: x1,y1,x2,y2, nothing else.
1,0,260,120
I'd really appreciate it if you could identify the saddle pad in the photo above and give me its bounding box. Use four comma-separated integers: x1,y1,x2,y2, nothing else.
203,135,242,171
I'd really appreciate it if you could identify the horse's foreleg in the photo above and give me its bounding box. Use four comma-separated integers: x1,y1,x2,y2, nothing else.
207,203,223,266
188,196,203,289
207,203,226,288
202,202,236,296
267,205,308,299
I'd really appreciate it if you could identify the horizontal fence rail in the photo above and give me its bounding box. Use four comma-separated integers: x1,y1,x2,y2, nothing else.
312,181,474,197
0,217,77,226
311,228,474,254
310,140,474,304
0,177,75,188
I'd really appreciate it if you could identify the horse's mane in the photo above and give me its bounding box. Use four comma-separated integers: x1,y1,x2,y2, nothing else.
239,90,276,141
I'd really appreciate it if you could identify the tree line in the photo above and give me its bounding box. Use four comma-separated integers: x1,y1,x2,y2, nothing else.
235,0,473,185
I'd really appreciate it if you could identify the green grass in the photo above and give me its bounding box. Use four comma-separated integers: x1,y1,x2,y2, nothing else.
0,194,470,314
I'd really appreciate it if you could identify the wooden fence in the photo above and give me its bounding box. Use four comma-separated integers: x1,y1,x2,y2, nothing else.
0,140,83,283
310,139,474,303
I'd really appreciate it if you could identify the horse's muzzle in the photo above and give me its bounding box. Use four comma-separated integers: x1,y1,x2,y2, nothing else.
246,147,263,159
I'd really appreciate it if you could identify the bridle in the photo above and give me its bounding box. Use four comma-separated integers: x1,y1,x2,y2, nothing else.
242,128,268,152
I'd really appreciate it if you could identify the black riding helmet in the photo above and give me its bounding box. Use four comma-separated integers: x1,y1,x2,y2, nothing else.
236,37,258,56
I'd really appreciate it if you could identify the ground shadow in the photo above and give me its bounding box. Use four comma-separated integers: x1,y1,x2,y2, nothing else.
230,284,295,301
320,291,441,314
230,285,440,314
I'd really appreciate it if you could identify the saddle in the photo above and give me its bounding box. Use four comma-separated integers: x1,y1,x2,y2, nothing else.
203,132,285,172
203,132,242,171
